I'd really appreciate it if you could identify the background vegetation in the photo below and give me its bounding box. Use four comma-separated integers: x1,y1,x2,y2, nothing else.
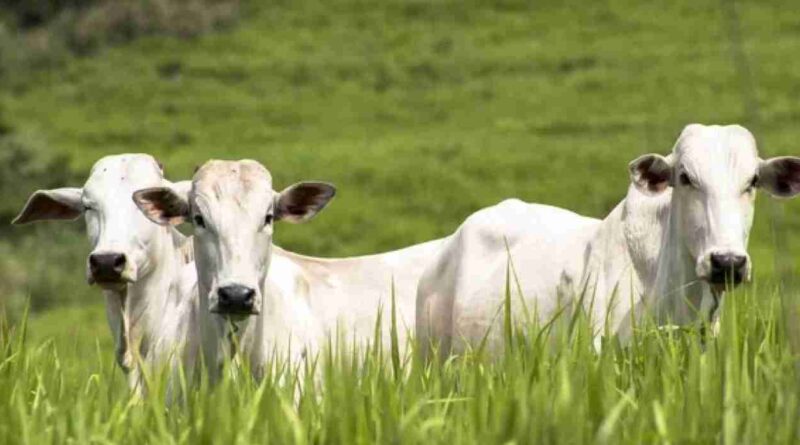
1,0,800,443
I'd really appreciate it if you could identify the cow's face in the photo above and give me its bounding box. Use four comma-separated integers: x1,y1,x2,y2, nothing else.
134,160,335,319
630,124,800,291
13,154,176,290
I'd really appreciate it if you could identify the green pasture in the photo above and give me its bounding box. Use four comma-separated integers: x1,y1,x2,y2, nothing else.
2,0,800,443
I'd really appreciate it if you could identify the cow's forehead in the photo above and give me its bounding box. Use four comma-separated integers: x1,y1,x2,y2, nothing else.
85,154,164,192
674,124,759,172
192,160,274,204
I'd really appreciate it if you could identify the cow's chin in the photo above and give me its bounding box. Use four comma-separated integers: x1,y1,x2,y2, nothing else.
87,270,137,291
222,313,253,323
91,279,129,292
696,264,742,296
700,276,743,295
708,281,728,295
210,305,260,321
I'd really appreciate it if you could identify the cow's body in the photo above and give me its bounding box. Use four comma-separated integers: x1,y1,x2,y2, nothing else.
417,200,601,357
135,160,446,378
417,124,800,358
276,238,444,341
111,224,200,391
14,155,202,392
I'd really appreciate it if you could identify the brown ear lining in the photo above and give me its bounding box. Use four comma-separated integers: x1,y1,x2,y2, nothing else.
133,187,189,226
12,191,83,225
630,155,672,195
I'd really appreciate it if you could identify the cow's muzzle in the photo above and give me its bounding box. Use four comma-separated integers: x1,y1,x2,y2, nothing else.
213,285,258,316
88,252,132,287
708,252,749,288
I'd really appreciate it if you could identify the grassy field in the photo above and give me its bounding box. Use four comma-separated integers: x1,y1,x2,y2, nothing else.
3,0,800,442
5,286,800,443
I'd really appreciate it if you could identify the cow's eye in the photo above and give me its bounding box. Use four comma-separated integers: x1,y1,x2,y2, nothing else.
679,172,694,187
193,214,206,228
265,213,274,226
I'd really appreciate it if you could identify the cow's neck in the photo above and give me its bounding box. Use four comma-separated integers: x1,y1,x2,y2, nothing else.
619,185,708,325
118,227,186,370
230,249,322,366
192,276,219,380
262,273,317,353
101,287,130,372
199,250,312,376
649,193,710,324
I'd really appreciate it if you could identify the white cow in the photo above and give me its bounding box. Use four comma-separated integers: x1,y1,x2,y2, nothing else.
13,154,200,392
417,124,800,359
133,160,445,376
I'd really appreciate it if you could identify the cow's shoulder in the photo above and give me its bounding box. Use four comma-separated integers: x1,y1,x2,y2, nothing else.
461,199,592,242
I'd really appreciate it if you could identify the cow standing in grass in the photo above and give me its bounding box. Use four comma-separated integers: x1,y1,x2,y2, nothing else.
417,124,800,359
133,160,445,378
13,155,200,393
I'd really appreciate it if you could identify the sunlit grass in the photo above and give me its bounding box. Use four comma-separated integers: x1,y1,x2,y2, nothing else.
3,284,799,444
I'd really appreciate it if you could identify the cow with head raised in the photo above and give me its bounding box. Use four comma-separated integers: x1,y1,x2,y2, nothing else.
134,159,446,376
416,124,800,359
134,160,333,373
14,154,200,392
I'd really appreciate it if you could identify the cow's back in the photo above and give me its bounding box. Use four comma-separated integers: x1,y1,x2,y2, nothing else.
416,199,600,359
270,238,448,355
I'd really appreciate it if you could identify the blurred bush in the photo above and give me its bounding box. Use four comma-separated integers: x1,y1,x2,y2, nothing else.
1,1,97,29
0,0,241,315
0,125,86,315
0,132,74,224
0,0,240,73
66,0,241,53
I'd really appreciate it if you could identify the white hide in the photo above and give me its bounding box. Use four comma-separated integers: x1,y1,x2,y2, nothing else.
134,160,446,376
14,154,200,391
416,124,800,359
416,199,600,358
209,240,446,375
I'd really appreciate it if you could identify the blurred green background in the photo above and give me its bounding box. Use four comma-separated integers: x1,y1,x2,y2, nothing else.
1,0,800,345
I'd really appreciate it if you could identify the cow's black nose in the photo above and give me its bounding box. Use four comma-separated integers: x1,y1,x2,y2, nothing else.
217,285,256,314
89,253,127,282
709,253,748,286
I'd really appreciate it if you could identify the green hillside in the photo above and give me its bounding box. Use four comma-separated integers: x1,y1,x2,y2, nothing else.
4,0,800,313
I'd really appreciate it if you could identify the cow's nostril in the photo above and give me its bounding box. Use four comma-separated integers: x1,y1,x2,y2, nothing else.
710,254,725,269
218,288,230,303
112,254,126,271
242,288,254,300
711,253,747,270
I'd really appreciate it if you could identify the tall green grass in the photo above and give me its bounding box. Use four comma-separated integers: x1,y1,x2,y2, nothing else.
2,1,800,442
3,283,799,444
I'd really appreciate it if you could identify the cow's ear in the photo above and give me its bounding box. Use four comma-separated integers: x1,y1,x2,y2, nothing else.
629,154,673,195
275,182,336,224
133,186,190,226
759,156,800,198
12,188,84,225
